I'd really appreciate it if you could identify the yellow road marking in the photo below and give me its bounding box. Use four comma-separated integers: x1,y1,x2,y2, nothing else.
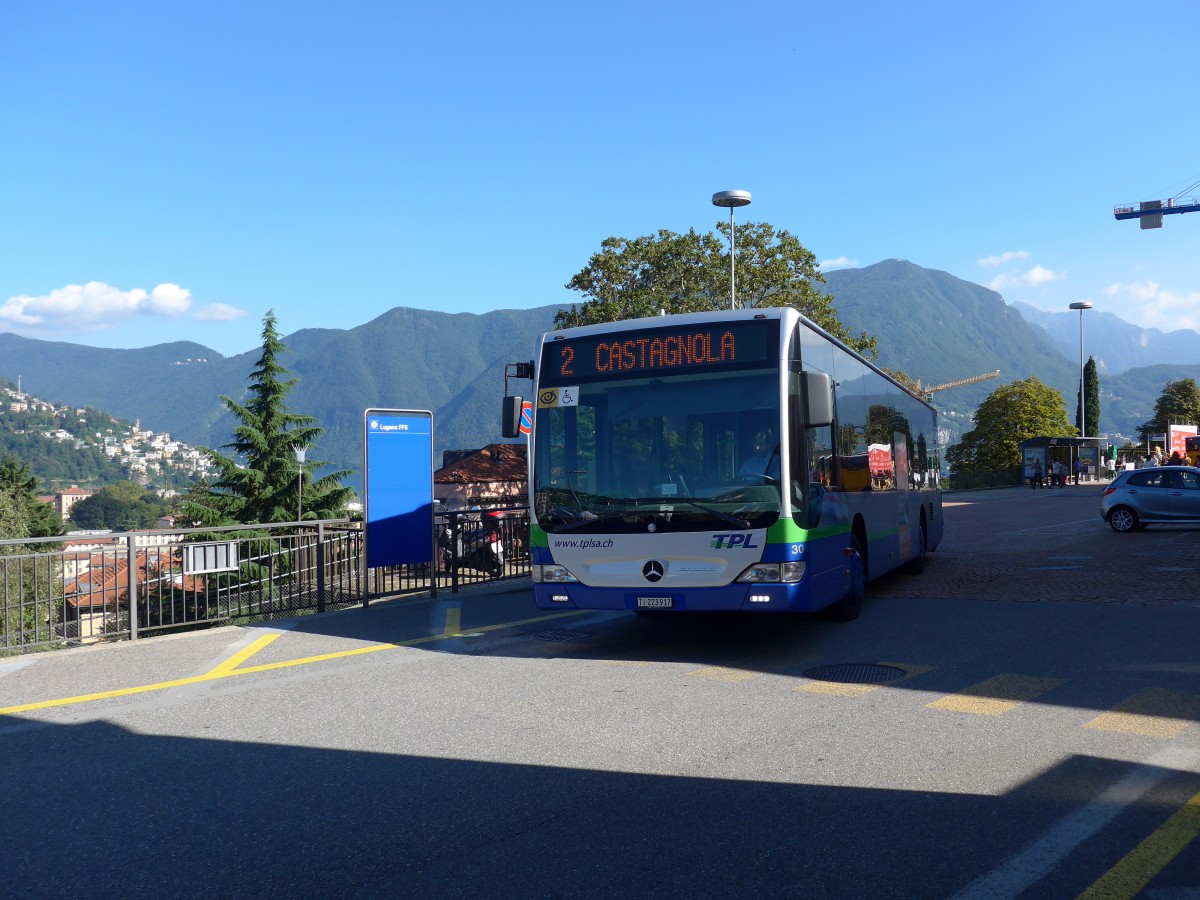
0,610,587,717
688,651,819,683
0,673,220,715
206,633,281,676
444,606,462,636
688,664,760,682
796,661,934,697
1084,687,1200,739
801,681,877,697
597,659,651,668
927,674,1062,716
1078,788,1200,900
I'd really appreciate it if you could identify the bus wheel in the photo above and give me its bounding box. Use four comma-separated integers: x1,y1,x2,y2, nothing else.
826,534,866,621
904,521,926,574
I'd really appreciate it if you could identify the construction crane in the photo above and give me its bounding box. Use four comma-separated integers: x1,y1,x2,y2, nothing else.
1114,175,1200,229
915,370,1000,403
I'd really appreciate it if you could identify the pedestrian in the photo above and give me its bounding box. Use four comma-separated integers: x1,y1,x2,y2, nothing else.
1053,459,1066,487
1030,457,1043,489
1073,457,1083,485
1168,451,1184,466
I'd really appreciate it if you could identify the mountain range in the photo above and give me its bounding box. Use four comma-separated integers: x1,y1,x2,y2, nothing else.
2,259,1198,492
1010,301,1200,375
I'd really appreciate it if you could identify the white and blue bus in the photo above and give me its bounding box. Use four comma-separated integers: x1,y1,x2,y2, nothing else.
504,307,943,620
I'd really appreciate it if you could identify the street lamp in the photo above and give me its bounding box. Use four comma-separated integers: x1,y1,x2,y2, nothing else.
1069,302,1093,469
712,190,752,309
292,444,307,522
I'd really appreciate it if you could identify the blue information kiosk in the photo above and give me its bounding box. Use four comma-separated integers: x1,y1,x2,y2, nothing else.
363,409,434,571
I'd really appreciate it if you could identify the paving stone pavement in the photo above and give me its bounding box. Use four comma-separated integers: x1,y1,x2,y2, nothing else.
872,482,1200,607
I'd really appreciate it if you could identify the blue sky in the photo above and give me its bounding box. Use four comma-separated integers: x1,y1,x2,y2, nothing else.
2,1,1198,358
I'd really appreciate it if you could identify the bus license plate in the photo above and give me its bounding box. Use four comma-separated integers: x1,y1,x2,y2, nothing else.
637,596,673,609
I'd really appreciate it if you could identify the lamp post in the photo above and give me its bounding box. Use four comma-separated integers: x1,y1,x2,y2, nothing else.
292,444,307,522
712,190,752,309
1069,301,1093,439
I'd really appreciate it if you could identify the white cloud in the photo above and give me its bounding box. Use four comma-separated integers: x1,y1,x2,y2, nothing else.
977,250,1029,267
193,303,249,322
1024,265,1063,286
0,282,192,333
987,265,1065,292
1103,280,1200,331
820,256,859,270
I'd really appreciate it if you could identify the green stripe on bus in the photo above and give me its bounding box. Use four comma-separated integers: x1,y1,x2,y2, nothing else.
767,520,849,542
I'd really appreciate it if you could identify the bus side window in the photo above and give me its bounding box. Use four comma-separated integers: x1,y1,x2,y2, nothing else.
808,427,835,487
805,425,834,527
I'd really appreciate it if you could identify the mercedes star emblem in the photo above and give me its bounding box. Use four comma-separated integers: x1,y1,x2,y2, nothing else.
642,560,665,582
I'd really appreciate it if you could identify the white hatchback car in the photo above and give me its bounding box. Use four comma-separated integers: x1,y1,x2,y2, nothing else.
1100,465,1200,532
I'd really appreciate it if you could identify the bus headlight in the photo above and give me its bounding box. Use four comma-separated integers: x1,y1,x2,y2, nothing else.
736,561,806,583
532,564,578,583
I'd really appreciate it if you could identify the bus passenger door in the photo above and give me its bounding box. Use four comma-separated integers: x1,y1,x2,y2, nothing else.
792,367,843,608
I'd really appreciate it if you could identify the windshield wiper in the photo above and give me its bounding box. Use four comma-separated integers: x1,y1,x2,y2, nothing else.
671,497,751,529
555,513,631,533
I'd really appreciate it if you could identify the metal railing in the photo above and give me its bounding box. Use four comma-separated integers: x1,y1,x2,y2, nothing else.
1,508,531,654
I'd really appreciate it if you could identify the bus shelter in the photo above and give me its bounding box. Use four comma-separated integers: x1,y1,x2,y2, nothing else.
1019,436,1112,486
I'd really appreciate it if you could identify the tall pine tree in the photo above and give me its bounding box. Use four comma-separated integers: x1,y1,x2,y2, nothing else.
1074,356,1100,437
181,311,352,526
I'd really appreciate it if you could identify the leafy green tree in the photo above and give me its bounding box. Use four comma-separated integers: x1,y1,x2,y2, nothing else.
1074,356,1100,437
558,221,878,359
68,483,163,531
947,377,1073,472
0,464,64,645
0,455,64,539
1136,378,1200,444
883,369,920,394
0,485,29,542
180,310,353,527
0,489,32,643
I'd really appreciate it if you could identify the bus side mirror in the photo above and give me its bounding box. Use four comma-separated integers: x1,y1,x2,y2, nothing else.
501,396,523,438
802,372,833,427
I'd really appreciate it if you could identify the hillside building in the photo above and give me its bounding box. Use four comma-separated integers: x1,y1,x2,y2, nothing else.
434,443,527,507
54,486,93,520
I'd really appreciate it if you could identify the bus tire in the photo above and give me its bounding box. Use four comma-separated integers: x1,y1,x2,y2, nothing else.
826,533,866,622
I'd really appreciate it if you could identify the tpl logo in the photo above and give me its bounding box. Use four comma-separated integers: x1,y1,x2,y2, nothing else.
710,533,759,549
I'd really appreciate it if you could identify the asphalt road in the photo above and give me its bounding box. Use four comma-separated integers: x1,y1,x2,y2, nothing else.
1,483,1197,899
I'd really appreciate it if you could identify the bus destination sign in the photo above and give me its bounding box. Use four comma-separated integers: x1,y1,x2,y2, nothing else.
541,320,777,385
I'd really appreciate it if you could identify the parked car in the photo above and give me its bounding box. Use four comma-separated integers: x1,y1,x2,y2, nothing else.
1100,465,1200,532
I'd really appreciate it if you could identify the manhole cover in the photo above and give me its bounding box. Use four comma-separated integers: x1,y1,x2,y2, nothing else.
802,663,906,684
531,629,588,643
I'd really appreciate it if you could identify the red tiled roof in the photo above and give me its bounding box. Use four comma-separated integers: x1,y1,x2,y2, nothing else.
63,549,205,609
434,443,527,484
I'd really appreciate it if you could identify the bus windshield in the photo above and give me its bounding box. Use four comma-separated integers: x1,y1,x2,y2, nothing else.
532,368,782,534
